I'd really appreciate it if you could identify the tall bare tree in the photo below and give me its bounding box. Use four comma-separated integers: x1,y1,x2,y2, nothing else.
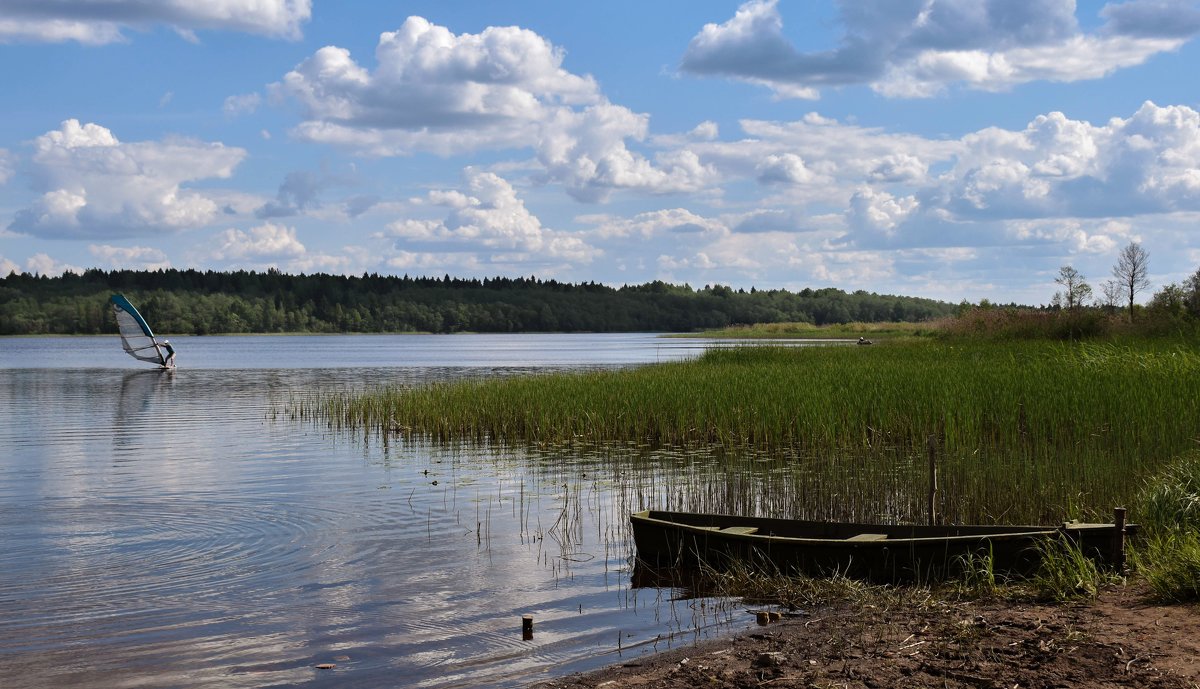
1054,265,1092,310
1112,242,1150,320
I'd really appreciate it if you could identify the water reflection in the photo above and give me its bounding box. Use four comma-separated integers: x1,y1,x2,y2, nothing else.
114,370,174,456
1,333,865,688
1,366,757,689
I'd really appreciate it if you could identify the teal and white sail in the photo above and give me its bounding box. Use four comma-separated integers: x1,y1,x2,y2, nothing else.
110,294,168,366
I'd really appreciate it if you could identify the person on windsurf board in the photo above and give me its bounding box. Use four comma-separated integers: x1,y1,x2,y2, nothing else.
110,294,177,368
160,339,176,368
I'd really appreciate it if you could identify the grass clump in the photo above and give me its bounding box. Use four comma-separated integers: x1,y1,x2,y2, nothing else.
1134,532,1200,602
1029,536,1110,602
701,558,887,611
953,547,1004,599
1131,452,1200,602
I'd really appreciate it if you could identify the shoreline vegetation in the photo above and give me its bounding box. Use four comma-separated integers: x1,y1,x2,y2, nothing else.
0,269,954,336
672,321,937,339
293,311,1200,608
297,339,1200,523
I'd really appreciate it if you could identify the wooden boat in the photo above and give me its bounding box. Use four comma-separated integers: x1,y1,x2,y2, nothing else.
631,509,1134,582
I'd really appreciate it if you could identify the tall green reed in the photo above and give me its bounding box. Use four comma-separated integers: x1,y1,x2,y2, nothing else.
294,340,1200,524
1131,452,1200,601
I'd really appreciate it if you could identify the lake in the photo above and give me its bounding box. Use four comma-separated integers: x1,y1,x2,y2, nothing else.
0,334,789,688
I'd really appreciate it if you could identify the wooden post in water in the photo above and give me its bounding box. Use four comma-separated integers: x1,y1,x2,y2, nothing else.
1112,507,1127,572
927,434,938,526
522,614,534,640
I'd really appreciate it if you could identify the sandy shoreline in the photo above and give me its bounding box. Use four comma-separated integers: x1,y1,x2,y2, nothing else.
531,583,1199,689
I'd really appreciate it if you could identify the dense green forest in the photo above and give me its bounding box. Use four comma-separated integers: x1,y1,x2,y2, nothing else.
0,268,956,335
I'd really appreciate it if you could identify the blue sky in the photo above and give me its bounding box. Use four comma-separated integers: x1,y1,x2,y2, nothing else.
3,0,1200,305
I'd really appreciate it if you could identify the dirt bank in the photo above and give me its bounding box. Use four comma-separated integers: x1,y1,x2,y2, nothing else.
533,584,1199,689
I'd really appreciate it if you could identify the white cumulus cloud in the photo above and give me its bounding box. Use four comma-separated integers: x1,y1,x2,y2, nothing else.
273,16,598,155
385,168,597,265
210,221,307,261
1007,219,1125,254
584,208,729,240
677,101,1200,252
756,153,816,185
0,255,20,276
8,120,245,239
0,0,311,44
847,187,919,235
941,101,1200,218
19,252,83,277
680,112,957,210
681,0,1200,98
88,244,171,270
271,16,712,200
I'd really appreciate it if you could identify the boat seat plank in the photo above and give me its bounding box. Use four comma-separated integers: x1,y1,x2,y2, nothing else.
719,526,759,535
847,533,888,541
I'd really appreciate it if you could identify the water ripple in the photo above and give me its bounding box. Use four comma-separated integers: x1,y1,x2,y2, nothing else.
0,361,744,688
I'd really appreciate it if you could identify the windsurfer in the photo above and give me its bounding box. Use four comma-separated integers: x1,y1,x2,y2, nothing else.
161,339,176,368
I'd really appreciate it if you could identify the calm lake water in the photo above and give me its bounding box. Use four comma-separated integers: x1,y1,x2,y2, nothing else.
0,334,792,688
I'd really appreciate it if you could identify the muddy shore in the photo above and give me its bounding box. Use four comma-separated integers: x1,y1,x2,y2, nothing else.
531,584,1199,689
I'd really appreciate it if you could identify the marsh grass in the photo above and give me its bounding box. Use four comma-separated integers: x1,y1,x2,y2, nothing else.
1138,451,1200,533
680,321,935,339
1130,452,1200,601
1132,532,1200,602
304,340,1200,454
295,339,1200,524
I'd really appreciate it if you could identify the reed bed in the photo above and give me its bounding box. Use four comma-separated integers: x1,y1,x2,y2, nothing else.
294,340,1200,524
683,320,934,339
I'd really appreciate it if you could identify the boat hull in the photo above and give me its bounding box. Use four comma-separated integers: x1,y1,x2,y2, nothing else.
630,510,1132,582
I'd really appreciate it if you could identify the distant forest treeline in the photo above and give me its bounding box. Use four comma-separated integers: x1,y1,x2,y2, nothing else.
0,269,956,335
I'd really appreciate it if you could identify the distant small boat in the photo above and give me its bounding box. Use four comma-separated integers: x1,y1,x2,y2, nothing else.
630,509,1133,582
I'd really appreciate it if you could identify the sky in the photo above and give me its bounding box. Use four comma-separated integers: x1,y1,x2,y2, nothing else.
2,0,1200,305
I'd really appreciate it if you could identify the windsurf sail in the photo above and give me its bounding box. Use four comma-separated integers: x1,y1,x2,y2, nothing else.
110,294,169,366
